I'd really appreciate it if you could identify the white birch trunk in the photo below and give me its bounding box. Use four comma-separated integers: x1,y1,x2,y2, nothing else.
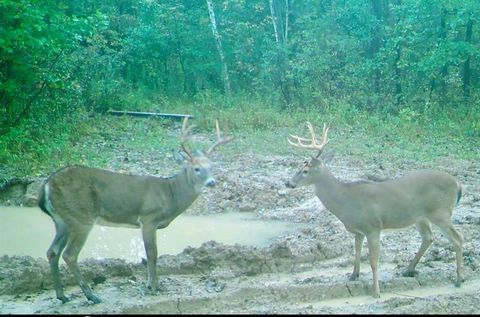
269,0,280,44
284,0,289,44
206,0,231,95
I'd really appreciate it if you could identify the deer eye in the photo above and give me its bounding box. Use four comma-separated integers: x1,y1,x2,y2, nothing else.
194,167,201,173
303,170,308,174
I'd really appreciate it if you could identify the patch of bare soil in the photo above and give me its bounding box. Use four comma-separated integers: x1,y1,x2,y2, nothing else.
1,148,479,314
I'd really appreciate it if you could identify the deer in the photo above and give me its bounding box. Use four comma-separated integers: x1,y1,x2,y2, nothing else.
37,117,233,304
285,121,464,298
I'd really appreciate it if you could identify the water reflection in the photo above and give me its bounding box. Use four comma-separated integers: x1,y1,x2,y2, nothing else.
0,207,297,263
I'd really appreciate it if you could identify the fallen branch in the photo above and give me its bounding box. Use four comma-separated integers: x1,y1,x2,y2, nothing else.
107,110,193,120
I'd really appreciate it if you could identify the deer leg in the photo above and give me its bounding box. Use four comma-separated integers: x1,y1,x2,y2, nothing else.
366,232,381,298
350,233,365,281
47,219,69,303
432,217,464,287
141,224,159,292
403,220,433,277
62,225,101,304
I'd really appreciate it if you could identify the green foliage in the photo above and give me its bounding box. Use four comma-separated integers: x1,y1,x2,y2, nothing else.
0,0,100,134
3,0,479,117
1,0,479,180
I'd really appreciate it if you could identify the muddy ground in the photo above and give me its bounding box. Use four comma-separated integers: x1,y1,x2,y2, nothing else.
0,136,479,314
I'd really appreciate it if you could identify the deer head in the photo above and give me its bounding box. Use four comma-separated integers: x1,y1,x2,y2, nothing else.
285,122,334,188
176,117,234,189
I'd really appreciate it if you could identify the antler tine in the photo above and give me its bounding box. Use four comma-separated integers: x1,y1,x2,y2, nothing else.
287,134,317,148
287,121,330,157
314,123,330,158
321,123,329,146
306,121,318,145
180,117,194,158
215,119,221,139
180,117,195,139
205,119,234,155
288,133,312,143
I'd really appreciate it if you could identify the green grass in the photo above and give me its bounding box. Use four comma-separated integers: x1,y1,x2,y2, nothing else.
152,97,478,164
1,97,478,182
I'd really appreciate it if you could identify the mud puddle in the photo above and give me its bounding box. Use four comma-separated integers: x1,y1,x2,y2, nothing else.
0,207,299,262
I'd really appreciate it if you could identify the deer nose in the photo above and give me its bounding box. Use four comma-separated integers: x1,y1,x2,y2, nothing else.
205,178,216,187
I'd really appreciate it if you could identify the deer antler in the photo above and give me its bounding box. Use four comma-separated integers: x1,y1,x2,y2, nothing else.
180,117,195,159
288,121,329,158
205,120,234,155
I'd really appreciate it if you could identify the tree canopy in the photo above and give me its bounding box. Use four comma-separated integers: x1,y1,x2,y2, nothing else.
1,0,479,133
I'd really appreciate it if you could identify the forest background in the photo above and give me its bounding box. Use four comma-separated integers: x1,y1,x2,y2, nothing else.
1,0,479,180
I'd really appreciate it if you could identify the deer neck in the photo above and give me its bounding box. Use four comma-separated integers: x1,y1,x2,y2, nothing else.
312,168,349,217
167,168,202,214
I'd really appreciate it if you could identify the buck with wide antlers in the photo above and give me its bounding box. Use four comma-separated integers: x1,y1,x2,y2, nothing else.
38,118,233,304
285,122,464,298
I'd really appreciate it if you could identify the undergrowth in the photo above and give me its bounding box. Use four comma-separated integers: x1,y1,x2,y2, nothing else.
0,96,478,182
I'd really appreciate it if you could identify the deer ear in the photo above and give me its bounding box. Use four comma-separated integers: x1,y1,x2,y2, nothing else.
322,150,335,164
172,149,187,164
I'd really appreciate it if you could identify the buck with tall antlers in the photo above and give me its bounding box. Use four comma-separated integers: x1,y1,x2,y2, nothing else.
285,122,464,298
38,118,233,304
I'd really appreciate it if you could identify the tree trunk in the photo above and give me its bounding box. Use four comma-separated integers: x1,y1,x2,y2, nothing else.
463,14,473,98
284,0,289,44
163,58,168,94
394,41,403,106
205,0,231,96
391,0,402,107
268,0,294,107
370,0,384,100
439,8,448,104
269,0,280,44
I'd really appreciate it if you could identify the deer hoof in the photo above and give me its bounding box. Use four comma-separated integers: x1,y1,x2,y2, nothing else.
146,285,160,295
87,294,102,304
402,270,417,277
58,295,70,304
349,273,359,281
455,278,465,288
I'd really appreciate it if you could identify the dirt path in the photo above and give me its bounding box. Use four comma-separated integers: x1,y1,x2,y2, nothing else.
1,150,479,314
